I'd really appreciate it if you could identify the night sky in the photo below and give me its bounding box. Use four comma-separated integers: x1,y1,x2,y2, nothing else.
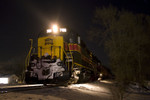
0,0,150,66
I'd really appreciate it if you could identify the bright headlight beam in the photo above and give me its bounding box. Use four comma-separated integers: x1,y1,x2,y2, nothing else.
0,78,9,84
52,25,58,33
47,25,67,34
68,83,110,96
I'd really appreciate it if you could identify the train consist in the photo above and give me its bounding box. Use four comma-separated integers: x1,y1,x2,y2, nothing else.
25,25,101,84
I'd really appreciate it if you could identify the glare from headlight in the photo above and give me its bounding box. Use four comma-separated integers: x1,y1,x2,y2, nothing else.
52,25,58,33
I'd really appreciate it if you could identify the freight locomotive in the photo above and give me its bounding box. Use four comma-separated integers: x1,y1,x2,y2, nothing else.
25,25,101,84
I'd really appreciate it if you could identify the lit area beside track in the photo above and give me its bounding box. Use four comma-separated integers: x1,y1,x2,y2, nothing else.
67,82,110,95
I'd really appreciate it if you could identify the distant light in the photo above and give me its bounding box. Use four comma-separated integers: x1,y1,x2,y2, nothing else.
60,28,67,32
47,29,52,33
52,25,58,33
0,78,9,84
100,73,103,77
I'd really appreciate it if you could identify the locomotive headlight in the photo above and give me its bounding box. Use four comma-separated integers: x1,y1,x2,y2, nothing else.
47,25,67,34
52,25,58,33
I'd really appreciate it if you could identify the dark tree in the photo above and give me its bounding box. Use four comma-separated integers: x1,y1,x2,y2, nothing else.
89,5,150,100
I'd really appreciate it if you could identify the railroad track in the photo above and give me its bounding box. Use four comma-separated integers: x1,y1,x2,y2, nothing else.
0,84,57,93
0,80,76,93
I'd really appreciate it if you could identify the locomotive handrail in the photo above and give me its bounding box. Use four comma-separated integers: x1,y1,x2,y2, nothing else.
24,39,33,81
25,39,33,68
62,49,70,70
74,62,93,71
69,49,74,71
62,47,74,71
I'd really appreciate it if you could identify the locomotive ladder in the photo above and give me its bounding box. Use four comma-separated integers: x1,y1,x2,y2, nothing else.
62,49,74,71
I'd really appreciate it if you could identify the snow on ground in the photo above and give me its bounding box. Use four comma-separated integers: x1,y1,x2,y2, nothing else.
0,80,150,100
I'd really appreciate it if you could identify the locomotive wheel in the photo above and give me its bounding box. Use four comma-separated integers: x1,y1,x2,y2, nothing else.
67,70,80,84
78,72,86,83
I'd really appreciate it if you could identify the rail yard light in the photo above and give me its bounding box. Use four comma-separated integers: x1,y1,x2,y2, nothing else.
0,77,9,84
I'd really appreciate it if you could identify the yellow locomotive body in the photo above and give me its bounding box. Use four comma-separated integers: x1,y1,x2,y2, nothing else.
38,36,64,60
25,27,101,84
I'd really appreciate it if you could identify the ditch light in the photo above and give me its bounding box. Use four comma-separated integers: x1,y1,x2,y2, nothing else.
0,78,9,84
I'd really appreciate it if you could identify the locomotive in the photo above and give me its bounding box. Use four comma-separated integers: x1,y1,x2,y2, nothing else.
25,25,101,84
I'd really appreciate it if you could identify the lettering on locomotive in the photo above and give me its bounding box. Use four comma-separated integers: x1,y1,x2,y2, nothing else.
45,38,53,45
